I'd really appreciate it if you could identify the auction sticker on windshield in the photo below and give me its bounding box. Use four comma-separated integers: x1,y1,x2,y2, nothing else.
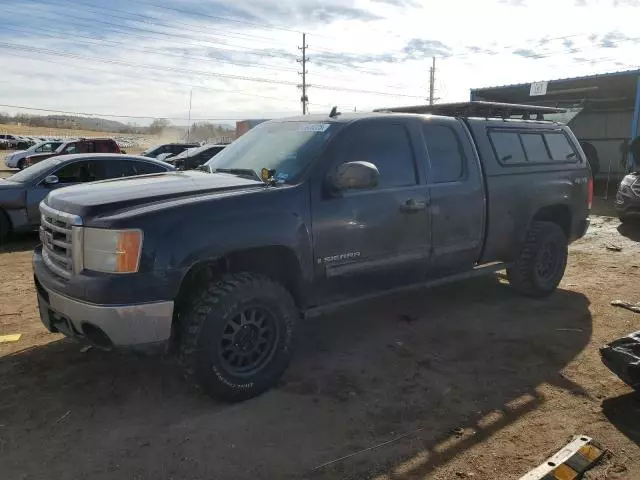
298,123,331,132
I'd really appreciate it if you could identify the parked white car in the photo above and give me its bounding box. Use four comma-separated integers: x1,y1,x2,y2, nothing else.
4,141,63,169
0,134,19,148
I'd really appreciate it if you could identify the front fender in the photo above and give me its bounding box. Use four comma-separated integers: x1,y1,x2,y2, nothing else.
153,199,313,294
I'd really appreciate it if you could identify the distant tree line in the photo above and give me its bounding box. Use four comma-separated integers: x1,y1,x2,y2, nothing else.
0,113,234,139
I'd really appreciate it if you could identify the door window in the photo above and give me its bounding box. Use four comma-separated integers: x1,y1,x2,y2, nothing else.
422,124,465,183
338,123,417,188
133,161,167,175
104,160,137,178
53,161,106,183
62,142,89,155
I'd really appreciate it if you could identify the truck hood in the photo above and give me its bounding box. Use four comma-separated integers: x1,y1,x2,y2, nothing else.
45,170,265,218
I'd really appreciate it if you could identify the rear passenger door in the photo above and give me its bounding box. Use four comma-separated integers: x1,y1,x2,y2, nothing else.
422,119,485,271
312,120,431,293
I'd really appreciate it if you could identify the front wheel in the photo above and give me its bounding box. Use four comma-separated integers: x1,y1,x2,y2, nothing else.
507,221,568,297
178,273,298,402
17,159,24,170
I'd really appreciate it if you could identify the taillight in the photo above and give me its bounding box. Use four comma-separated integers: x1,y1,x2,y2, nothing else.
587,177,593,210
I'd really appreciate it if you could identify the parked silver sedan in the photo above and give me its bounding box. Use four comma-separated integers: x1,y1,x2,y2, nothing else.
0,153,175,243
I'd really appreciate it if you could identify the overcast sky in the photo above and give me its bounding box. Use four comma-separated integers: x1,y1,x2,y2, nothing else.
2,0,640,125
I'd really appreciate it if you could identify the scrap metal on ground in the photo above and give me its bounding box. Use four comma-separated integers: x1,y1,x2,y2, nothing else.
601,330,640,390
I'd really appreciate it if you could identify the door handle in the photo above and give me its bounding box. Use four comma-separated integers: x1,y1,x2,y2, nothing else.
400,198,427,213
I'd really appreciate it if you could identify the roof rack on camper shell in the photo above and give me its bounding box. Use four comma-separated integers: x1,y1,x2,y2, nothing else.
374,101,566,120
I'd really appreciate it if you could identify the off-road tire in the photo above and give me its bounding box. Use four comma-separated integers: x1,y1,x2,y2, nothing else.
17,159,24,170
0,210,11,244
178,273,297,402
506,221,568,298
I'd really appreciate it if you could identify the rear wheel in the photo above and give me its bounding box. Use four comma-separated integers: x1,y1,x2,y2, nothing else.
178,273,298,402
507,221,568,297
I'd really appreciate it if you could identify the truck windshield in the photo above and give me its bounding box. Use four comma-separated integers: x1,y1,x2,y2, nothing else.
204,121,339,183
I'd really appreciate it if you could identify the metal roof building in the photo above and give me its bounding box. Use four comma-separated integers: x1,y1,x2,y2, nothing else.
471,70,640,178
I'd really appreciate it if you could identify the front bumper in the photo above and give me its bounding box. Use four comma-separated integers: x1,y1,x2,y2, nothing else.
615,191,640,218
34,272,174,348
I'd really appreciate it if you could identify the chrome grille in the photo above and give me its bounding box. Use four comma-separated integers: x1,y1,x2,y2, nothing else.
632,178,640,197
39,203,82,279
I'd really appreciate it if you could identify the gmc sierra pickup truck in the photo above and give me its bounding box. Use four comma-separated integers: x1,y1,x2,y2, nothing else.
33,102,591,402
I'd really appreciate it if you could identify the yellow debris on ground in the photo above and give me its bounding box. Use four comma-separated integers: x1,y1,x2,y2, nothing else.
0,334,22,343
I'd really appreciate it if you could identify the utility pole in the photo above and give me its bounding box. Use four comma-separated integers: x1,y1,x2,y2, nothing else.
428,56,436,105
297,33,309,115
186,88,192,142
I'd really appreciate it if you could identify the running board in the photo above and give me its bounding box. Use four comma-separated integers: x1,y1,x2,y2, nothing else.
304,262,509,319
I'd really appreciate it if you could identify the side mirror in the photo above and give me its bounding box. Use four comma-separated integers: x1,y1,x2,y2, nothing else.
44,175,59,186
330,161,380,192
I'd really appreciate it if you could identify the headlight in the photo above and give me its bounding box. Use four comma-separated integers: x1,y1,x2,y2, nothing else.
83,228,143,273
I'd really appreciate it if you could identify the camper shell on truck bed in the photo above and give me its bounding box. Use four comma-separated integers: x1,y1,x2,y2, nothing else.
33,102,591,402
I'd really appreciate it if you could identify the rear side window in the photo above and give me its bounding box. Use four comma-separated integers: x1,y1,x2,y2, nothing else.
104,160,136,178
134,161,167,174
338,123,417,188
544,133,577,161
520,133,551,162
422,124,464,183
490,131,527,164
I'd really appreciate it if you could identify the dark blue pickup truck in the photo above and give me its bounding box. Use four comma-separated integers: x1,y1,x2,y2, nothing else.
32,102,591,401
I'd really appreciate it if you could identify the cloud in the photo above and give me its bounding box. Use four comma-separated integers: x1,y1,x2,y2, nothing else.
309,37,451,70
370,0,420,7
512,48,542,58
591,31,640,48
402,38,452,58
499,0,527,5
211,0,383,25
466,46,498,55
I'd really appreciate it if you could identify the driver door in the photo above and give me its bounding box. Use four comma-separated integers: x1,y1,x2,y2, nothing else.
311,120,432,301
26,160,106,224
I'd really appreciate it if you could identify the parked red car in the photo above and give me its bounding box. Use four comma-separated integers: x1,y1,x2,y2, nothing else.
25,138,121,166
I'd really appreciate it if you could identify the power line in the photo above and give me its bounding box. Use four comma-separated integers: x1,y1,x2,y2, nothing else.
0,41,426,98
31,0,296,50
0,103,296,121
12,2,295,61
0,52,342,110
133,0,304,34
0,52,297,103
8,4,422,90
55,0,297,47
1,24,299,74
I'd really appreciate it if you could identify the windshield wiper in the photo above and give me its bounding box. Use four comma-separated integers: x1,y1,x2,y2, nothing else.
213,168,262,182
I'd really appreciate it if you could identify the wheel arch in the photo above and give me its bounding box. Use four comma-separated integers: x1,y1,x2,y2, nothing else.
172,245,307,332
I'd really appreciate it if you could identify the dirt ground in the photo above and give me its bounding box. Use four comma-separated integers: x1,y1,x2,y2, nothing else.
0,210,639,479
